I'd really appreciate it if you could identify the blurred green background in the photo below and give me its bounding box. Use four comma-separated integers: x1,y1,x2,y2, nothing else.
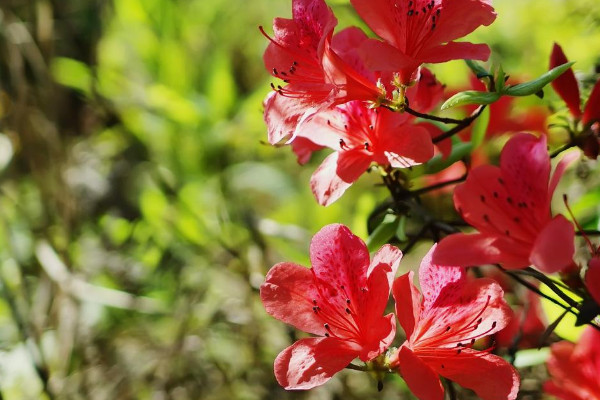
0,0,598,398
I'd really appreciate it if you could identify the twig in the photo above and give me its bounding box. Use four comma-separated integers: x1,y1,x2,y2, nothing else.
404,106,465,124
432,105,487,144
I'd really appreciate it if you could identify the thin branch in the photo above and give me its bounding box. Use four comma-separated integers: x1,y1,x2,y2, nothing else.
404,106,465,124
432,105,487,144
411,175,467,196
550,142,575,158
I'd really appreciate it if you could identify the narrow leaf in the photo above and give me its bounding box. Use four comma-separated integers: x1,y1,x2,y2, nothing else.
366,214,399,252
465,59,492,79
470,106,490,148
441,91,501,110
504,62,575,97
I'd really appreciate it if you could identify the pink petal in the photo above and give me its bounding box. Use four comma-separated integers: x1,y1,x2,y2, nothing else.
453,165,538,243
548,148,579,202
263,87,328,145
406,68,445,113
416,249,513,341
336,147,373,183
260,262,325,335
291,0,337,47
294,107,350,150
392,272,421,338
369,244,403,287
529,215,575,273
382,124,434,168
290,136,323,165
310,152,353,206
432,232,531,269
359,313,396,361
322,38,381,102
357,38,418,72
434,349,519,400
425,0,496,47
398,345,444,400
418,41,491,64
309,224,370,298
586,257,600,306
348,0,404,47
582,79,600,126
418,244,465,312
500,133,550,223
274,337,357,390
550,43,582,118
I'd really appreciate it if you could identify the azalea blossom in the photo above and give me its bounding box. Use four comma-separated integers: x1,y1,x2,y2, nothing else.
433,133,577,273
260,224,402,389
350,0,496,84
301,100,435,205
550,43,600,158
544,326,600,400
262,0,383,145
391,244,519,400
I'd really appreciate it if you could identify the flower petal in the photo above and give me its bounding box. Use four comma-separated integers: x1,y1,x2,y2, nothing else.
418,244,465,312
274,337,357,390
500,133,550,223
310,152,353,206
582,79,600,126
369,244,403,288
398,345,444,400
359,313,396,361
433,232,531,269
550,43,582,118
392,272,421,338
382,124,434,168
357,38,418,72
260,262,324,335
425,0,496,47
435,349,519,400
586,257,600,306
419,41,491,64
309,224,370,299
529,215,575,273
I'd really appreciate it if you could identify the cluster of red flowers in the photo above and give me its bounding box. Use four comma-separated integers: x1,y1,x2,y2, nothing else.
258,0,600,399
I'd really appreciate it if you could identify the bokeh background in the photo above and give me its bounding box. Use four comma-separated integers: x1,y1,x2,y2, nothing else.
0,0,598,398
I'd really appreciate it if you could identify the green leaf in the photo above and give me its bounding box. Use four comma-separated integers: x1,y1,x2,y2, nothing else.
51,57,92,95
465,59,492,79
513,348,550,368
441,91,501,110
424,141,473,175
366,214,399,252
504,61,575,97
470,106,490,148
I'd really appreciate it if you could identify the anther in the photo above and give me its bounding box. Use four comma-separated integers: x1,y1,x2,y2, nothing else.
345,308,351,314
364,142,370,150
324,323,330,330
346,299,351,304
446,326,451,332
272,68,278,75
325,333,330,337
492,321,497,328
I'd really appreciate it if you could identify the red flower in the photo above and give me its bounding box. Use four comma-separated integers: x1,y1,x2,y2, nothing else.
262,0,383,145
350,0,496,84
433,133,577,273
301,100,434,205
544,326,600,400
391,244,519,400
587,258,600,307
550,43,600,158
260,224,402,389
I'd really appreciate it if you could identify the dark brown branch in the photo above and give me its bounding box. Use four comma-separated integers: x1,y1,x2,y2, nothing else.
432,105,487,144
